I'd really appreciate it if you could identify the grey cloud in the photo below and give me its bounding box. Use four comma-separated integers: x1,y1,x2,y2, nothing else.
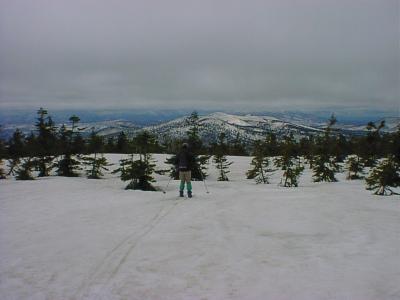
0,0,399,111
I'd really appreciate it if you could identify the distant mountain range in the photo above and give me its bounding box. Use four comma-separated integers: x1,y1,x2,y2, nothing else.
1,111,398,143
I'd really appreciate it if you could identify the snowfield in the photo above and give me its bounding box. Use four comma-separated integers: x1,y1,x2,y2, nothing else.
1,154,399,300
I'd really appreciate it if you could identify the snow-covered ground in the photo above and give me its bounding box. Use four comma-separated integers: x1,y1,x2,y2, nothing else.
1,154,399,300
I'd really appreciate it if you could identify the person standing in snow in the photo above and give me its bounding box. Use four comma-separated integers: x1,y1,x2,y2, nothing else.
175,143,195,198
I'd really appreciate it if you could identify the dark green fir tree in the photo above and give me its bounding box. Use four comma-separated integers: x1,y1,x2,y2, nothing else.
82,130,111,179
247,140,275,184
312,114,340,182
365,155,400,195
55,116,82,177
116,131,129,153
186,111,209,180
15,158,36,180
34,108,57,177
0,127,6,179
7,129,25,176
275,134,304,187
360,121,385,167
345,155,364,180
213,133,233,181
299,135,315,169
114,131,157,191
15,132,37,180
166,111,209,180
230,132,248,156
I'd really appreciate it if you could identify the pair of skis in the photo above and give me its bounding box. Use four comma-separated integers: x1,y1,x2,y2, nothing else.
161,176,210,195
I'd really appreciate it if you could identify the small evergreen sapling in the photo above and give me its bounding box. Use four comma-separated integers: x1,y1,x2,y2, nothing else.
275,135,304,187
15,158,35,180
82,131,111,179
7,129,25,176
186,111,209,180
213,133,233,181
247,140,275,184
114,131,157,191
360,121,385,167
365,156,400,195
345,155,364,180
55,116,82,177
312,115,340,182
0,129,6,179
14,132,37,180
34,108,57,177
166,111,209,180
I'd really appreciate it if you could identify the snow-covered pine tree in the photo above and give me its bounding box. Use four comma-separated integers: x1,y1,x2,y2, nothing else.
345,155,364,180
365,155,400,195
312,114,340,182
275,134,304,187
55,116,82,177
213,133,233,181
82,130,111,179
34,108,57,177
247,140,275,184
15,158,35,180
114,131,157,191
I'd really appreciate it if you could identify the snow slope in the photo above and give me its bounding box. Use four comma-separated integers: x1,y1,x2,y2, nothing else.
1,154,399,300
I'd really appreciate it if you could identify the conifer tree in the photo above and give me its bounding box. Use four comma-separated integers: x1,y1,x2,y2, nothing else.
114,131,157,191
265,131,279,157
230,132,248,156
55,115,82,177
299,136,315,169
388,125,400,165
166,111,208,180
105,137,116,153
14,132,37,180
247,140,275,184
333,134,349,163
82,130,111,179
345,155,364,180
275,134,304,187
360,121,385,167
213,133,233,181
365,155,400,195
34,108,57,176
15,158,35,180
7,129,25,176
0,127,6,179
116,131,129,153
312,114,340,182
186,111,209,180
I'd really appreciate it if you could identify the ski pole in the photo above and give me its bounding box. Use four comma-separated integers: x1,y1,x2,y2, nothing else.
162,176,172,194
199,169,210,194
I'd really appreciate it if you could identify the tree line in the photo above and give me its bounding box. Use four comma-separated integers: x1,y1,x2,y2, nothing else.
0,108,399,195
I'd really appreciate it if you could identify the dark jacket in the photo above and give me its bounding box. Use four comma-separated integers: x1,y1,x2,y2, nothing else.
175,149,195,172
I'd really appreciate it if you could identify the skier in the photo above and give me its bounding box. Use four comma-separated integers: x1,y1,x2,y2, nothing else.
175,143,195,198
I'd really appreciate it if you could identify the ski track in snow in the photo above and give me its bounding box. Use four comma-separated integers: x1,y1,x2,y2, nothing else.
76,198,185,299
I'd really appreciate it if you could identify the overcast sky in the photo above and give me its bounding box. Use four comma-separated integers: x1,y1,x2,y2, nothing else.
0,0,399,112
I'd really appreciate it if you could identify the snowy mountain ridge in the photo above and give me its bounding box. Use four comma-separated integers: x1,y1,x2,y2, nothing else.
1,112,398,141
